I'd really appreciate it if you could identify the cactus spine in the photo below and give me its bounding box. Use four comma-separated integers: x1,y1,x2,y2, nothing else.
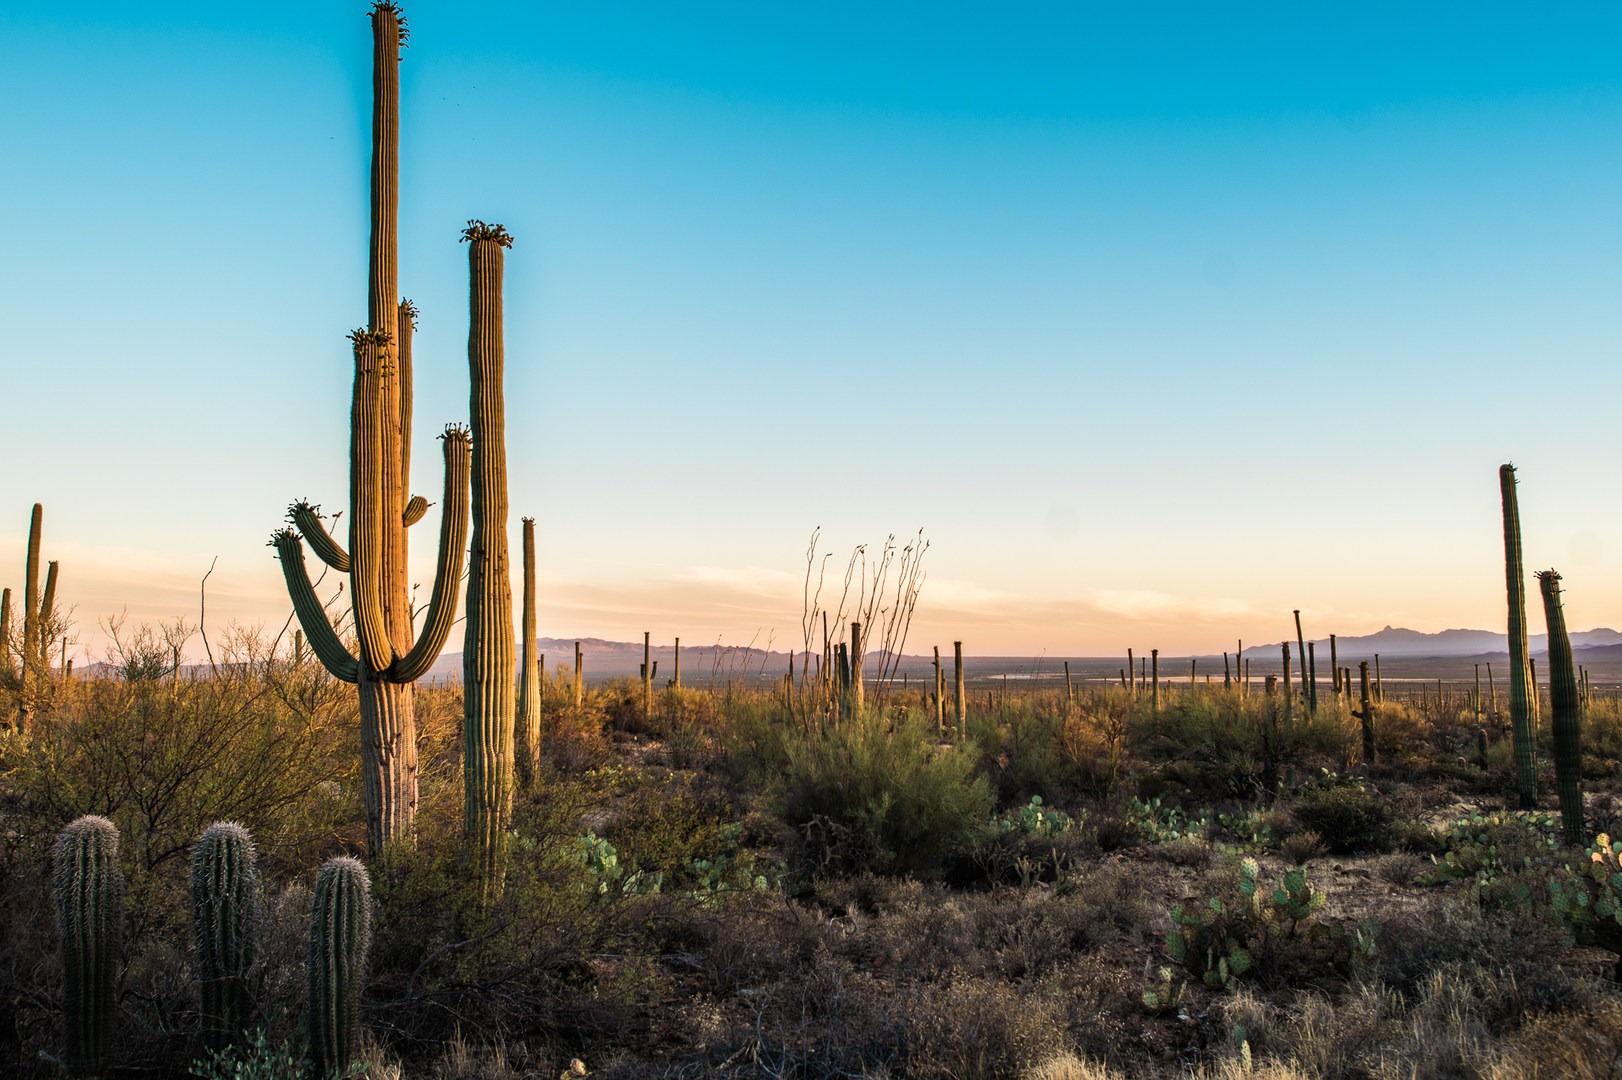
1500,465,1539,809
517,516,540,786
192,823,258,1051
54,815,122,1078
308,856,372,1079
1536,570,1584,846
462,221,516,884
275,4,474,853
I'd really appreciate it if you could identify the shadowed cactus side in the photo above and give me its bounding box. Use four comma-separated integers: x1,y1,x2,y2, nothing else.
1536,570,1584,847
308,856,372,1079
462,220,517,888
1501,465,1538,809
54,815,122,1078
192,823,258,1052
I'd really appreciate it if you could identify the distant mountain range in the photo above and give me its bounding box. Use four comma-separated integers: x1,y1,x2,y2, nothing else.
1238,626,1622,661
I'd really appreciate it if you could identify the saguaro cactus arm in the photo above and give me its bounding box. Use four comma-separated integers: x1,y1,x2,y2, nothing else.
271,530,360,684
402,495,428,527
394,426,473,681
290,502,352,573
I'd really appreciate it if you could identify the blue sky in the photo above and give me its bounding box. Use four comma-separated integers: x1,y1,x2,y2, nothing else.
2,2,1619,660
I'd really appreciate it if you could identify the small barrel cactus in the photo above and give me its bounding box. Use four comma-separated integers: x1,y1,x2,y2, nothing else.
192,822,259,1050
53,814,123,1077
308,856,372,1078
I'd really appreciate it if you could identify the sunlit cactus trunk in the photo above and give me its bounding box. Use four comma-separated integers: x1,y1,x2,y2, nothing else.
308,857,372,1079
516,516,540,787
1536,570,1584,846
1500,464,1538,809
953,641,966,740
54,815,122,1078
16,502,60,731
462,221,516,886
849,621,864,713
274,4,471,855
192,823,257,1052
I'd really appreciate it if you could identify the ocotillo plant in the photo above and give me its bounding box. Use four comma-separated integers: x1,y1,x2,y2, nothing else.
462,220,517,886
54,815,122,1078
192,823,258,1051
274,3,473,854
308,856,372,1080
1537,570,1584,847
516,517,540,788
1500,464,1539,809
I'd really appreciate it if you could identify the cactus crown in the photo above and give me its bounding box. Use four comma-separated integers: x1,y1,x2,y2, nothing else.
441,423,471,443
369,1,410,47
1536,569,1561,585
460,220,514,248
521,516,535,526
269,527,300,548
348,328,393,349
399,298,419,327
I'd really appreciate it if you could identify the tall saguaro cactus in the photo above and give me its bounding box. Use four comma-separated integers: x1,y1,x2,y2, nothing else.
1536,570,1585,846
462,221,517,883
308,856,372,1080
54,815,122,1078
1500,465,1539,809
192,823,258,1051
274,3,472,854
517,516,540,787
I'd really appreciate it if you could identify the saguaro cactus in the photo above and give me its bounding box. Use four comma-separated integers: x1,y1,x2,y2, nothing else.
462,221,517,883
10,502,61,731
54,815,122,1078
274,4,474,854
516,516,540,787
308,857,372,1079
192,823,258,1051
1536,570,1584,846
1500,465,1539,809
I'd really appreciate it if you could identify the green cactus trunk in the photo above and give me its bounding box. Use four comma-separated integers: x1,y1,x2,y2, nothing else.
275,4,472,855
1151,649,1160,713
516,516,540,787
308,856,372,1080
1501,465,1539,808
462,222,516,886
1536,570,1584,846
1,587,11,678
192,823,258,1051
54,815,122,1078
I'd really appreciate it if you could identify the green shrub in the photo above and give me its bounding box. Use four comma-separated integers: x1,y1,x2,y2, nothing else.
776,710,992,874
1290,777,1394,854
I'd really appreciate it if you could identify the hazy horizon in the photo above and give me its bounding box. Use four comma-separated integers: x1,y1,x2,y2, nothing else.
3,2,1618,663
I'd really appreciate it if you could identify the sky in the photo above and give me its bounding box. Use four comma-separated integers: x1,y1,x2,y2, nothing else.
2,2,1619,663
